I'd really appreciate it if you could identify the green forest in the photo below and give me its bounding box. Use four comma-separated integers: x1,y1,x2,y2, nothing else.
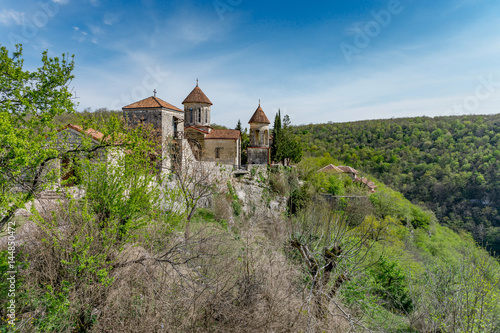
2,45,500,332
294,115,500,253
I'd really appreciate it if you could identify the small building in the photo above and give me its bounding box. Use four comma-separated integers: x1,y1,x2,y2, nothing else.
122,95,184,171
317,164,344,173
247,103,271,165
336,166,359,180
54,124,114,186
181,83,242,166
356,177,378,193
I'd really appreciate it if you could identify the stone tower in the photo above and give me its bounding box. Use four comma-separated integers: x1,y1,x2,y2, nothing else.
183,81,213,128
122,95,184,172
247,102,271,165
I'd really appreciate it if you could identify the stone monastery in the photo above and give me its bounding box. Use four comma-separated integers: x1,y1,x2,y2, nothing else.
121,82,272,170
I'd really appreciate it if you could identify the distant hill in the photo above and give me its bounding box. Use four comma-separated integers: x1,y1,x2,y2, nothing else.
294,113,500,252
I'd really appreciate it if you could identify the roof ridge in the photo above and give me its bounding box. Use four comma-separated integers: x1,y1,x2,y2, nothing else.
248,105,271,124
122,96,183,112
182,85,213,105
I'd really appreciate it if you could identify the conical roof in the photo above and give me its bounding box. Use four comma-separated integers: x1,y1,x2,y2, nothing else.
182,85,213,105
122,96,183,111
248,105,270,124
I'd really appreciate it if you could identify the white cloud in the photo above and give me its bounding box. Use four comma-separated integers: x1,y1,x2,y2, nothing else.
89,25,103,36
0,9,25,26
103,13,119,25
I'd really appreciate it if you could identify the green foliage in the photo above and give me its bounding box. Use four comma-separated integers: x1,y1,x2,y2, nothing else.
227,181,242,216
271,110,282,162
235,119,250,165
193,208,216,222
294,114,500,252
80,152,160,240
0,44,75,228
287,186,310,215
369,184,434,229
271,111,303,165
368,256,413,314
0,251,9,302
250,166,257,177
33,282,72,332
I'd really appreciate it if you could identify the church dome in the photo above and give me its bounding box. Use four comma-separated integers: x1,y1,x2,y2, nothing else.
182,85,213,105
248,105,270,124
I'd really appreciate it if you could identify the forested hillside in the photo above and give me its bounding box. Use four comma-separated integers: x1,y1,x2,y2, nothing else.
294,114,500,252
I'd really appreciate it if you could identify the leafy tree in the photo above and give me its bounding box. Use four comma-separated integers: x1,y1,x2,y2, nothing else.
271,112,302,165
294,113,500,252
0,45,75,228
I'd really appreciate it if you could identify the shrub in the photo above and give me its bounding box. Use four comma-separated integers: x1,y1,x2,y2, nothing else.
369,256,414,314
269,171,288,196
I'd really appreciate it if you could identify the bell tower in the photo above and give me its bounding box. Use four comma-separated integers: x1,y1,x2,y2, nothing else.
182,79,213,128
247,101,271,165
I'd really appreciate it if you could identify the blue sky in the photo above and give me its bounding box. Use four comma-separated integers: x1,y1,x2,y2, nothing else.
1,0,500,127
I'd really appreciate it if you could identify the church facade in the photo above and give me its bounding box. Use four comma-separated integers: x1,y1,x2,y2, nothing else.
122,83,271,170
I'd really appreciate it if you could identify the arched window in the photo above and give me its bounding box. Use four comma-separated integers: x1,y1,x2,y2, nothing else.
189,108,193,123
198,108,201,123
205,108,208,123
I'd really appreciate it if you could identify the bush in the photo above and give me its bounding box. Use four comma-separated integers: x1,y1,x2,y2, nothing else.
269,171,288,196
369,256,414,314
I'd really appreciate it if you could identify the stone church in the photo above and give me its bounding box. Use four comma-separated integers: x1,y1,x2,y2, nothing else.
121,82,271,170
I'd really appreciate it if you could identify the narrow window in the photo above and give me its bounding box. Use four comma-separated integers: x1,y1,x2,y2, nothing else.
189,108,193,123
215,147,222,159
198,108,201,123
205,109,208,123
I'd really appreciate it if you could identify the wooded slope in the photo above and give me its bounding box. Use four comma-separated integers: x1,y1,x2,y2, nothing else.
295,114,500,252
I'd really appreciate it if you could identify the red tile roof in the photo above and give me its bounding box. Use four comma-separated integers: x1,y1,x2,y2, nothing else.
63,124,104,141
356,177,378,190
185,125,211,134
123,96,183,112
182,86,213,105
318,164,343,173
337,166,359,174
248,105,270,124
205,129,241,140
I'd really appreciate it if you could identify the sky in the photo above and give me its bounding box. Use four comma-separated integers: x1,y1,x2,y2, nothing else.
1,0,500,127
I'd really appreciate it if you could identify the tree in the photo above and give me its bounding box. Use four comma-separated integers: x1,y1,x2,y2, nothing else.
272,113,303,165
80,146,161,241
172,147,221,241
271,109,282,162
289,200,376,330
0,45,75,228
236,120,250,165
235,119,242,132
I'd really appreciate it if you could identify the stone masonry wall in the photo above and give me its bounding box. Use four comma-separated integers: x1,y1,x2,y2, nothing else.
204,139,239,165
248,147,269,165
184,102,211,127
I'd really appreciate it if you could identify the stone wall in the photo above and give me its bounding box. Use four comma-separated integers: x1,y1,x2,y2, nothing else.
204,139,239,166
249,123,269,146
184,129,206,160
248,147,269,165
123,108,184,172
184,102,211,127
124,109,163,135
